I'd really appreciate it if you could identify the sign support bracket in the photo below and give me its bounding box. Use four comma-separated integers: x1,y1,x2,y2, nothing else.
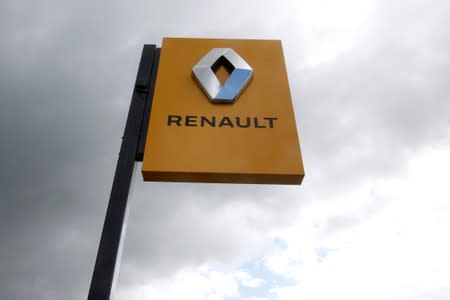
87,44,160,300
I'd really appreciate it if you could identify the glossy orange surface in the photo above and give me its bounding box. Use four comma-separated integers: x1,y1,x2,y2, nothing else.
142,38,304,184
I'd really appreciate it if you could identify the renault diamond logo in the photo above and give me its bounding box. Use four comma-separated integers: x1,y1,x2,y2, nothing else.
192,48,253,103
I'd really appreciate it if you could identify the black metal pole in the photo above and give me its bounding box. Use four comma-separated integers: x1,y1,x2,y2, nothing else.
88,45,159,300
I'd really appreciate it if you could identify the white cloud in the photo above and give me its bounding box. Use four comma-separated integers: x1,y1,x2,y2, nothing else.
2,0,449,299
265,145,450,300
115,266,266,300
235,271,266,288
293,0,376,66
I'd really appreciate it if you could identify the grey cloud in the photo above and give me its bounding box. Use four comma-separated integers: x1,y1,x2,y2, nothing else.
115,179,305,290
0,2,141,299
321,190,389,235
0,1,307,298
296,2,450,197
1,0,449,299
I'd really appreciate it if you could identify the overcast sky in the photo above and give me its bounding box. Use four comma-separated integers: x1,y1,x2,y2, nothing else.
1,0,450,299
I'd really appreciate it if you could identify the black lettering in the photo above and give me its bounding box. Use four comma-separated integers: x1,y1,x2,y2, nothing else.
236,117,251,128
185,115,197,127
254,117,266,128
200,116,216,127
219,116,234,127
168,115,277,129
168,115,182,126
264,117,277,128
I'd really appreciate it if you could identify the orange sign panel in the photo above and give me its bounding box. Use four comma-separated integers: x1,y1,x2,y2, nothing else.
141,38,304,184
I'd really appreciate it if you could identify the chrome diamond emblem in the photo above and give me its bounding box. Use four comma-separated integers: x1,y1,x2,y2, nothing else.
192,48,253,103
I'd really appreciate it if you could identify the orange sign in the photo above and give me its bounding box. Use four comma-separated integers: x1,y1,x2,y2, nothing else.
141,38,304,184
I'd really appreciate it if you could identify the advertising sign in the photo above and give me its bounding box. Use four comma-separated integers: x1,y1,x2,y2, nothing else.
142,38,304,184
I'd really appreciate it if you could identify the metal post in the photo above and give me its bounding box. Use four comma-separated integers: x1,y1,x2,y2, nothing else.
88,45,159,300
